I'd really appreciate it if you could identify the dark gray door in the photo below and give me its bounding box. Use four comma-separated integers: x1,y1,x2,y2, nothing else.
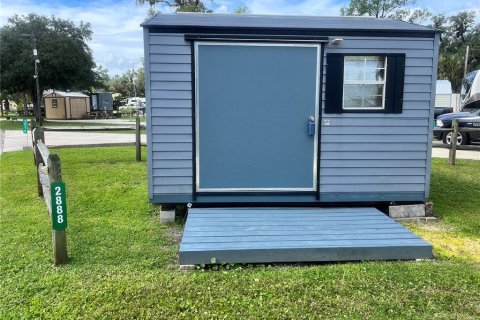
195,43,320,192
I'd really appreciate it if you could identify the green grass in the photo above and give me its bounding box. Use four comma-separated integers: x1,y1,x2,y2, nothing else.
1,148,479,319
429,158,480,235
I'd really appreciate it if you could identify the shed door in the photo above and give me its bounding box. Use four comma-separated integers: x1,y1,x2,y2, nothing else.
69,98,87,119
195,43,320,192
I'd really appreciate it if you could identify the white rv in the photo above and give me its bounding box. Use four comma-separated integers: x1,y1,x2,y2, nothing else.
461,70,480,110
127,97,146,108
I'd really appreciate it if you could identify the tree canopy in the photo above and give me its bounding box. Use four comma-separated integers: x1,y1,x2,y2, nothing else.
340,0,430,24
108,63,145,100
136,0,211,13
341,1,480,92
0,14,99,106
432,11,480,91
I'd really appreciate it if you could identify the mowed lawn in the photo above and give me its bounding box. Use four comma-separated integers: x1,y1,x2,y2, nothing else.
0,147,479,319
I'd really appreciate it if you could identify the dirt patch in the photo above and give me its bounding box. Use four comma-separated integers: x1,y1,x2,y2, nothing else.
418,222,458,232
166,225,184,245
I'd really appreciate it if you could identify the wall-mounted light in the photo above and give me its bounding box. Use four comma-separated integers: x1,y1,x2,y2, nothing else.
330,38,343,45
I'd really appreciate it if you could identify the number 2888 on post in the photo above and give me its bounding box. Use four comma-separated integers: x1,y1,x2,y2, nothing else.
51,181,67,230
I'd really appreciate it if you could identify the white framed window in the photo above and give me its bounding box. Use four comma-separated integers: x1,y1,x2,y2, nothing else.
52,99,58,108
342,56,387,110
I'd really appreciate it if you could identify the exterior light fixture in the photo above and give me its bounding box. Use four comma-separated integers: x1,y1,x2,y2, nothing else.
330,38,343,44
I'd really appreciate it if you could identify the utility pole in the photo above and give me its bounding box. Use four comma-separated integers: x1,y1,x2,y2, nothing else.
22,34,43,126
34,48,42,126
132,67,139,118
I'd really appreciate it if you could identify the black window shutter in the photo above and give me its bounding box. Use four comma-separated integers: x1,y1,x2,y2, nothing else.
325,53,344,114
385,53,406,114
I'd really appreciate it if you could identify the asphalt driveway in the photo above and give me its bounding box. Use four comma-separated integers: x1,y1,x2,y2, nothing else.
0,129,146,153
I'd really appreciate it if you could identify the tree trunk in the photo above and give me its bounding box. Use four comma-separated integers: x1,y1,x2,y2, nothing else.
31,91,39,122
22,93,28,117
4,99,10,120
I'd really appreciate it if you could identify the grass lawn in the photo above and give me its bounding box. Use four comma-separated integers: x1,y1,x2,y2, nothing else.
0,148,479,319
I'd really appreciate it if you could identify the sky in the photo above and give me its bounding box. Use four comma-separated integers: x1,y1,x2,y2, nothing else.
1,0,479,76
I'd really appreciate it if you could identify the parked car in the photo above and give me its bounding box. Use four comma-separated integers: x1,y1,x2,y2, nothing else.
433,109,480,145
434,106,453,119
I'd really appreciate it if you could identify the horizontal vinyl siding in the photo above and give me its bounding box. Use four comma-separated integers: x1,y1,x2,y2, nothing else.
149,34,193,194
319,184,425,193
148,34,433,199
320,37,433,195
321,142,428,151
154,185,192,194
320,167,426,176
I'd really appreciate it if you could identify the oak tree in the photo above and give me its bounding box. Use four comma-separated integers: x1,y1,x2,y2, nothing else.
0,14,98,116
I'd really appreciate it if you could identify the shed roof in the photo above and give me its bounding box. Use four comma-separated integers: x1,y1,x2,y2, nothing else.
44,90,89,98
142,13,437,36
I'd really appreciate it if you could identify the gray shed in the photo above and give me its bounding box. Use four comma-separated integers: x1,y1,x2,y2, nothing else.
142,13,439,205
142,14,438,264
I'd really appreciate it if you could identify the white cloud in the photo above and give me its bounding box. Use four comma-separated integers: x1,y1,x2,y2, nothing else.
1,0,479,77
418,0,480,16
215,5,230,13
0,0,148,76
246,0,342,16
245,0,479,19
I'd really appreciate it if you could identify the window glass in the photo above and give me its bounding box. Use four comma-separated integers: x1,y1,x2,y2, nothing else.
365,56,386,69
52,99,58,108
344,57,365,81
343,56,387,110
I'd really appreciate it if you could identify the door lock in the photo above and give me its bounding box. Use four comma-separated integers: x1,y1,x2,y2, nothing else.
308,116,315,136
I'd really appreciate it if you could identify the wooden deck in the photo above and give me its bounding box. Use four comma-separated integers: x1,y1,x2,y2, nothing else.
179,207,433,265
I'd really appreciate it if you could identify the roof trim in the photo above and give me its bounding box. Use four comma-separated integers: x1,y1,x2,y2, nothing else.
148,26,437,38
142,13,439,36
44,91,89,98
184,33,330,43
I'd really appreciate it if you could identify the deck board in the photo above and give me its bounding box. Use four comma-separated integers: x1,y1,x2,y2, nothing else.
179,207,433,265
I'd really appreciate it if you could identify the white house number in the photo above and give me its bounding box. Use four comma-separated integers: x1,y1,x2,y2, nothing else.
55,186,64,224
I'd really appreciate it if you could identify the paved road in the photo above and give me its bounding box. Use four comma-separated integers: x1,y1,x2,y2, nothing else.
47,118,146,125
0,130,146,153
1,129,479,161
431,147,480,160
431,141,480,160
0,130,5,154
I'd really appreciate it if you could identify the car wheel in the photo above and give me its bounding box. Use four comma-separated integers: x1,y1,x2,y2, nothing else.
442,131,469,145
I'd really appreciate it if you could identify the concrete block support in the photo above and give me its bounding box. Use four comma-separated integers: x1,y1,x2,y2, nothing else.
425,202,434,216
159,205,176,224
179,265,195,271
389,204,426,219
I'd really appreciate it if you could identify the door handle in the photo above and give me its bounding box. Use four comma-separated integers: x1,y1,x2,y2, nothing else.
308,116,315,136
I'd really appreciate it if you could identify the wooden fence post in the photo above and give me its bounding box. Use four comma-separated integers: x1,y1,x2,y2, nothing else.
48,153,68,265
31,124,36,165
33,127,45,196
136,117,141,162
449,119,458,165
